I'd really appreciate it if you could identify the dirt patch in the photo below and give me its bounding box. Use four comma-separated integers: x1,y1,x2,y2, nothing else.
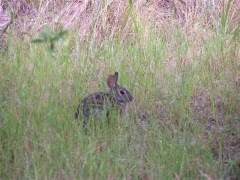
190,86,240,179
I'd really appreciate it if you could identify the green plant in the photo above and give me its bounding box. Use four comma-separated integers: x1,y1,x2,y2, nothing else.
32,26,68,56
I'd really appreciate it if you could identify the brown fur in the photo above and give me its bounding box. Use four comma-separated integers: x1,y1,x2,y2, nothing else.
75,72,134,128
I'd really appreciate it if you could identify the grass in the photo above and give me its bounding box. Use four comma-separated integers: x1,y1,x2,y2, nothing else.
1,0,240,179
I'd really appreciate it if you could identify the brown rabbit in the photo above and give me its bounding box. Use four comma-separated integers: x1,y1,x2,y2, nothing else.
75,72,134,128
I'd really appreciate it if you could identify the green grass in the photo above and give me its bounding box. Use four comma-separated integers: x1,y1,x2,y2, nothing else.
1,16,240,179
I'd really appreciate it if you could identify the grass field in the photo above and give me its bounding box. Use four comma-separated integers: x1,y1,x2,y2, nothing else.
1,0,240,179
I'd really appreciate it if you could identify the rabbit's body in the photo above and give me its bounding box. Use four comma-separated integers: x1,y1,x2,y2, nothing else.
75,72,134,128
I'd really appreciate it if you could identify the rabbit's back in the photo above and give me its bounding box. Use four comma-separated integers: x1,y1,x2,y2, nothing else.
75,92,108,123
82,92,107,112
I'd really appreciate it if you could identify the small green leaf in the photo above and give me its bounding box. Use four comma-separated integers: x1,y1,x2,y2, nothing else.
31,39,45,43
51,30,68,41
58,30,68,37
41,26,54,39
51,35,61,42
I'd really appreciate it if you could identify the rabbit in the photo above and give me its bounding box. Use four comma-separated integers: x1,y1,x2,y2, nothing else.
75,72,134,128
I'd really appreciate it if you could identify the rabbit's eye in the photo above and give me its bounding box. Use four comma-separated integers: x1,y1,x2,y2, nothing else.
120,90,125,95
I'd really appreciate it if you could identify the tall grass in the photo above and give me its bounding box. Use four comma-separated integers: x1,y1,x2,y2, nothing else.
1,0,240,179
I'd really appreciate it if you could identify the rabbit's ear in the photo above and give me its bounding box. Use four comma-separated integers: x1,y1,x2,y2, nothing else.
107,72,118,88
114,72,118,83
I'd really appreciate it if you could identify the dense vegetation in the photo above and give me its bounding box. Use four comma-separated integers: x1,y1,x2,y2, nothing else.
1,0,240,179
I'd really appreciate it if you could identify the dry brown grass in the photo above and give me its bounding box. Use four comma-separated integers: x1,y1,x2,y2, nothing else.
1,0,239,44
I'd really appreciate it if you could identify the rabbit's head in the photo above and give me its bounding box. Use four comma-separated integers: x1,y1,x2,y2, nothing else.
106,72,134,108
